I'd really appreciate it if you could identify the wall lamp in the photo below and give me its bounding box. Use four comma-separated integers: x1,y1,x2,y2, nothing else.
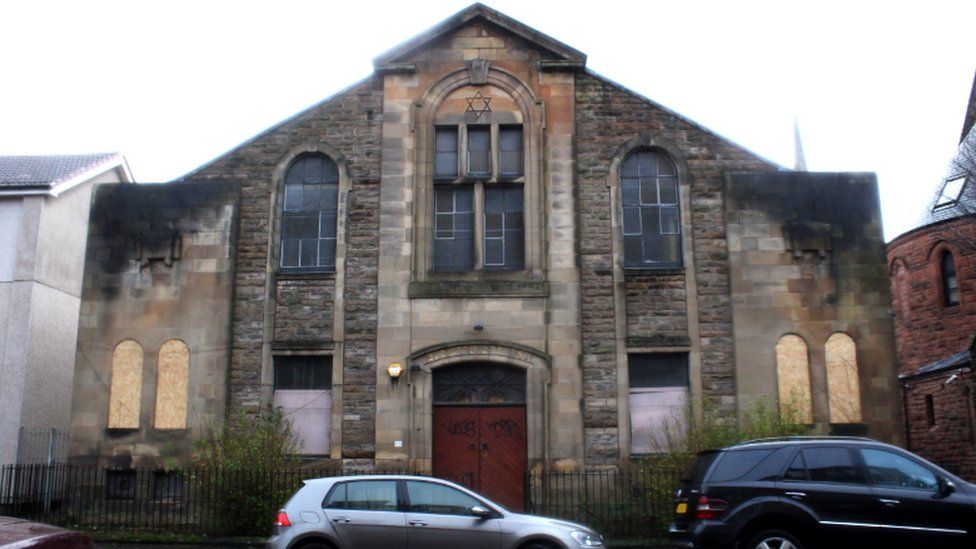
387,362,404,380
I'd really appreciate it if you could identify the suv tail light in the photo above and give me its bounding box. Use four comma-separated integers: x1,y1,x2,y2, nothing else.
694,495,729,520
274,511,292,527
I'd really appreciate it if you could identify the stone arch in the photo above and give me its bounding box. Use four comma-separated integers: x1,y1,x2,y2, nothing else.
825,332,862,423
154,339,190,429
407,341,550,468
411,66,545,278
108,339,143,429
268,143,351,273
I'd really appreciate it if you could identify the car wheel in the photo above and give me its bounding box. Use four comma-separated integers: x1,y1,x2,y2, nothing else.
521,542,558,549
744,529,805,549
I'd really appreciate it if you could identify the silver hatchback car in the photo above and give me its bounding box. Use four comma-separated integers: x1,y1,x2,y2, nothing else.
267,474,605,549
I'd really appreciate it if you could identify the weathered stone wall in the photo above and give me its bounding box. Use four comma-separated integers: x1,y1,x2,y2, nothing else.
625,274,688,345
902,371,976,481
187,79,382,459
69,181,240,466
727,172,902,443
574,73,774,464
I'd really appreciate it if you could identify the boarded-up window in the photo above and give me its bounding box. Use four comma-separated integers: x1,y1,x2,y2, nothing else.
825,333,862,423
775,335,813,423
629,354,689,455
273,355,332,455
108,340,143,429
154,339,189,429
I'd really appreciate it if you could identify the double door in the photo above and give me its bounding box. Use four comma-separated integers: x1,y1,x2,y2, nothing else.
433,405,527,511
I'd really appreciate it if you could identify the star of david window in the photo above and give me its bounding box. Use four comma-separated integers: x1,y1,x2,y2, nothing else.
433,363,526,404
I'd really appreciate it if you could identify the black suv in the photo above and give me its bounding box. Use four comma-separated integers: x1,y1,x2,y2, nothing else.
669,437,975,549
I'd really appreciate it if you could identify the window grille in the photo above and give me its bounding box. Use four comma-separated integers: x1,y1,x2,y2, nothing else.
499,126,523,178
435,127,459,179
433,363,526,404
273,355,332,390
628,354,689,388
467,126,491,177
942,251,959,306
484,186,524,271
280,154,339,271
621,150,681,268
433,185,475,272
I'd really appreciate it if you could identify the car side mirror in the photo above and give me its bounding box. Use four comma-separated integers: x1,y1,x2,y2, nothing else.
469,505,493,519
936,475,956,498
938,476,956,497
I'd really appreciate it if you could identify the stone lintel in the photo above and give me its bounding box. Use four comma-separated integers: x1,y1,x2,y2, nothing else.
407,280,549,298
375,63,418,76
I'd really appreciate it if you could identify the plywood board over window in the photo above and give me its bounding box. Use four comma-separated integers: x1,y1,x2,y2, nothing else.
154,339,189,429
775,334,813,424
108,340,143,429
826,333,862,423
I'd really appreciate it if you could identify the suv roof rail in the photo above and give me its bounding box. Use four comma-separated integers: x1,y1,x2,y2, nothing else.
728,435,876,447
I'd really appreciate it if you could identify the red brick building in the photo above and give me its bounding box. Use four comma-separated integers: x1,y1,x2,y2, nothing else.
887,72,976,480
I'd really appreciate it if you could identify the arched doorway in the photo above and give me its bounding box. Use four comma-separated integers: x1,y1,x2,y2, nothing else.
432,362,527,510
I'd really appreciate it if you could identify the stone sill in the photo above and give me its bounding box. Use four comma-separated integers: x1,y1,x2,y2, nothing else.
408,280,549,298
624,267,685,278
276,270,337,281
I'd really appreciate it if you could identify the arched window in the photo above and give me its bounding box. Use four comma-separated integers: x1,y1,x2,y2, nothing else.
108,340,143,429
154,339,189,429
941,251,959,306
280,154,339,271
825,333,862,423
620,150,681,268
775,335,813,423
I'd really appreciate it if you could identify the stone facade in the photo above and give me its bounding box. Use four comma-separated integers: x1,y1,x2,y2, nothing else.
68,5,904,474
69,182,239,465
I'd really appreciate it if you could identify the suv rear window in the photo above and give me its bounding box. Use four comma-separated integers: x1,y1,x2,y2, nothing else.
708,447,793,483
685,451,720,484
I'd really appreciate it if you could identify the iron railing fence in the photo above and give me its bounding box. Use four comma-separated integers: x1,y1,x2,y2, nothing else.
526,467,682,540
16,428,69,464
0,463,681,540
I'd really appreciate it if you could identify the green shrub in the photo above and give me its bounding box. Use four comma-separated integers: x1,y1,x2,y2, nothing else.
636,398,811,533
192,409,303,536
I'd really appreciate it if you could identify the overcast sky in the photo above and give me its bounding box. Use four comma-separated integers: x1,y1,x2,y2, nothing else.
1,0,973,240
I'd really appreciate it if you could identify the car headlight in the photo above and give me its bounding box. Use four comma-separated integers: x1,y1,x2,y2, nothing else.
570,530,604,547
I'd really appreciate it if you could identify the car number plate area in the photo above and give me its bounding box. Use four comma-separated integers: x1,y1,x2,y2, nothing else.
676,502,687,514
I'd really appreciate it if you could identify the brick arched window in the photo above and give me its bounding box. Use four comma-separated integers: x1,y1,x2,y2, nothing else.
620,150,681,268
941,250,959,306
279,154,339,271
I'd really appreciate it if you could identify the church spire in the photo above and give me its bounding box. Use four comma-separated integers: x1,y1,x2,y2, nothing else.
793,115,807,171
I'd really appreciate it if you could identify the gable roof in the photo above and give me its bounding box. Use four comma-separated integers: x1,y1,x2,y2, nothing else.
0,153,132,196
373,3,586,71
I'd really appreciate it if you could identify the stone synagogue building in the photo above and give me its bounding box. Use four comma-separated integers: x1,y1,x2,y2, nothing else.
67,4,901,508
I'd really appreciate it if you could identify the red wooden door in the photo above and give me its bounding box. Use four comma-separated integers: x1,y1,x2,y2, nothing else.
433,405,527,511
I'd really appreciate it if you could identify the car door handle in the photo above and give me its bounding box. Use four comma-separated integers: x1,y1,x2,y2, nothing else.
331,517,351,524
409,520,428,527
879,498,900,506
785,491,806,498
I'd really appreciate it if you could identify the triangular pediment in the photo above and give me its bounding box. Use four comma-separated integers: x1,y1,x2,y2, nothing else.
373,3,586,71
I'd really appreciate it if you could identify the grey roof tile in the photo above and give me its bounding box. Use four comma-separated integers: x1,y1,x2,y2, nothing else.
0,153,120,190
915,125,976,230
